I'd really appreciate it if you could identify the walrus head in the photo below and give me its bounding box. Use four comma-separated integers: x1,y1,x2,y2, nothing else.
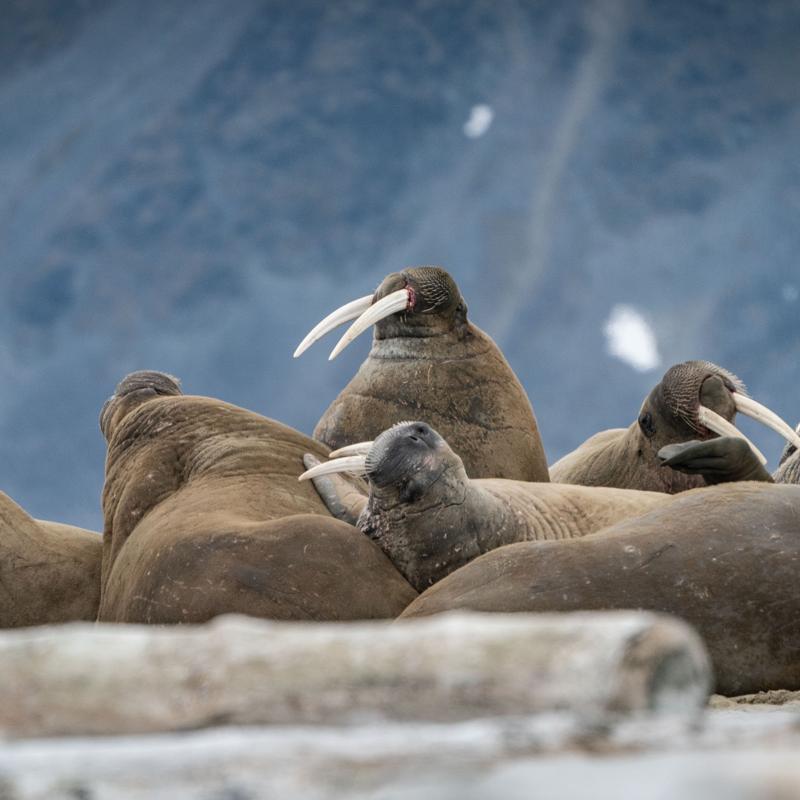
99,370,183,441
299,420,466,506
637,361,800,465
293,266,468,359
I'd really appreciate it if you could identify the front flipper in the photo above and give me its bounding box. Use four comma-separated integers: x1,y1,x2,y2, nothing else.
303,454,368,524
658,437,774,485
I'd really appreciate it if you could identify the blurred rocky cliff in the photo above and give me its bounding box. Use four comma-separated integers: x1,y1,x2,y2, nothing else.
1,0,799,527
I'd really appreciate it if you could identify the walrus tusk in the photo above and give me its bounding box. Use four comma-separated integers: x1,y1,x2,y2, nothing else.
732,394,800,450
697,406,767,465
299,455,368,481
329,441,374,458
329,289,412,360
293,294,374,358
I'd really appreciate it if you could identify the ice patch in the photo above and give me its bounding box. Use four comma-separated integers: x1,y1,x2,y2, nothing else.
604,305,661,372
781,285,798,303
463,104,494,138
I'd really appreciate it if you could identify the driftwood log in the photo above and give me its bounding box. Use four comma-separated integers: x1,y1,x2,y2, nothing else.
1,611,710,738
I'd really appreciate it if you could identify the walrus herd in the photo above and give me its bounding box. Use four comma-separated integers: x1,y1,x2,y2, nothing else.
5,266,800,696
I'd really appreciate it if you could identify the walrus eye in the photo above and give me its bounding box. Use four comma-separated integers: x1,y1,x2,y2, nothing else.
638,412,656,439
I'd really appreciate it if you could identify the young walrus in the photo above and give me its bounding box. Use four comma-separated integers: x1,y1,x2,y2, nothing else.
293,266,549,483
98,371,416,624
550,360,800,493
300,421,669,591
398,480,800,696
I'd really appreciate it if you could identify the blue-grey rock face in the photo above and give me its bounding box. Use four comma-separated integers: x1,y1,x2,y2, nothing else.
1,0,799,528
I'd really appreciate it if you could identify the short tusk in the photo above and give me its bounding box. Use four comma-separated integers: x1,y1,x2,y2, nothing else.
329,441,374,458
293,294,374,358
329,289,411,360
733,394,800,451
298,455,368,481
697,406,767,465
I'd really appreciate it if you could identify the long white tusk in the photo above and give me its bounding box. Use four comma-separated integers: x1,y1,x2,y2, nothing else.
329,441,374,458
329,289,411,360
697,405,767,465
298,455,367,482
733,394,800,451
293,294,374,358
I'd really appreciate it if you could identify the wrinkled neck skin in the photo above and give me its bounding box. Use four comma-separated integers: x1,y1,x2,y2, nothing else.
555,422,708,493
357,463,531,592
368,313,474,359
613,422,709,493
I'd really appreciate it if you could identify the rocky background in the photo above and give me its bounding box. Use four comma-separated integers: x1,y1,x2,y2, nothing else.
2,0,799,529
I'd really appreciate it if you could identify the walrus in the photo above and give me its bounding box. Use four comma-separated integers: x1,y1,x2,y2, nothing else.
299,421,671,591
398,481,800,695
98,371,416,623
550,360,800,493
293,266,549,482
0,491,101,627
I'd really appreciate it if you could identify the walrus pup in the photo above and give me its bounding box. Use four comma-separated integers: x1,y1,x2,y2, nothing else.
0,491,101,627
294,266,549,482
399,482,800,695
550,360,800,493
98,371,416,623
300,421,669,591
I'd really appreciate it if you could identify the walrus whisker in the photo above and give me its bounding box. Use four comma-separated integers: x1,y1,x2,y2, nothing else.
697,406,767,465
293,294,373,358
329,289,411,360
329,441,375,458
732,395,800,450
298,455,368,481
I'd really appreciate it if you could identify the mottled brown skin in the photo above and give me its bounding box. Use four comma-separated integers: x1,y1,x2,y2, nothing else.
98,372,416,623
400,482,800,695
313,267,549,482
311,422,669,592
0,492,101,627
551,361,747,493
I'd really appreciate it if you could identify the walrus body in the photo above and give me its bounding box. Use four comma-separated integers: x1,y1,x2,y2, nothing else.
98,372,416,624
551,361,798,493
0,492,101,627
400,483,800,695
302,421,669,591
297,267,549,482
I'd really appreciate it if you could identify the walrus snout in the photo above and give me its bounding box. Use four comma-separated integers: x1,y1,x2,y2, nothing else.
293,266,467,361
299,421,452,492
647,360,799,465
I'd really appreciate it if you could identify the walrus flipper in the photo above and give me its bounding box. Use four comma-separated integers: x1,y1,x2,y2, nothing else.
302,454,368,524
658,438,774,485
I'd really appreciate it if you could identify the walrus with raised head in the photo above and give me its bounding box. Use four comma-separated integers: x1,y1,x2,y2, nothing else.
293,266,549,482
300,421,671,591
0,491,101,627
550,360,800,493
98,371,416,624
398,480,800,695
